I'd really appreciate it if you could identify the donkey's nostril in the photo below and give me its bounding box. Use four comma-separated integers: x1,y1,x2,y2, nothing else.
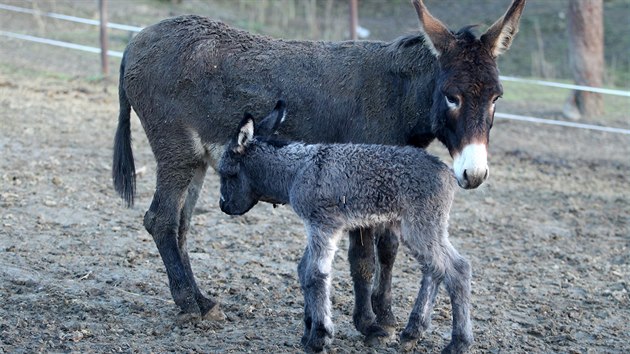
463,169,469,181
484,168,489,180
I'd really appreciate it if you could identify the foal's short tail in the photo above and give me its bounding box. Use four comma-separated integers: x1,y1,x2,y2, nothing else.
112,50,136,207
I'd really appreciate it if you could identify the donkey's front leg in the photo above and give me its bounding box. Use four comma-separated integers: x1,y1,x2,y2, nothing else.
301,228,341,352
143,162,204,320
176,162,224,321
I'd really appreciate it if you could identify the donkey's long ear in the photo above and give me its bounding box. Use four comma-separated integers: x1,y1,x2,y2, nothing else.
412,0,455,57
480,0,526,58
256,100,287,137
236,113,255,154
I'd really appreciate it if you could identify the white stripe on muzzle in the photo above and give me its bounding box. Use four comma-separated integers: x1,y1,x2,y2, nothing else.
453,143,488,189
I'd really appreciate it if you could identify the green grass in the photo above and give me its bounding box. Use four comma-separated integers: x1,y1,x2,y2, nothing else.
0,62,73,81
502,79,630,126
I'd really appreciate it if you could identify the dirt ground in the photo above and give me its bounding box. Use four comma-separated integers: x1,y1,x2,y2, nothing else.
1,2,630,350
1,68,629,353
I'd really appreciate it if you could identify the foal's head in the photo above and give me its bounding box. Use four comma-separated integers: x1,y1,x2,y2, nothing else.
413,0,525,189
218,101,286,215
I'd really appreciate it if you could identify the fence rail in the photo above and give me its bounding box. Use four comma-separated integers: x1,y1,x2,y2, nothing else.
0,30,123,57
0,3,142,32
1,2,628,98
1,3,629,135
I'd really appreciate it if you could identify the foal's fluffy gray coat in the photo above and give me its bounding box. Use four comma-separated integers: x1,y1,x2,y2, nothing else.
219,104,472,353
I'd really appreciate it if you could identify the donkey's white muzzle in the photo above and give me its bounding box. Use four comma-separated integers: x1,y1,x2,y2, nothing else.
453,143,489,189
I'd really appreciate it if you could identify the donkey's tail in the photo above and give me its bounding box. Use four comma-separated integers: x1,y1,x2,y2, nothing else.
113,50,136,207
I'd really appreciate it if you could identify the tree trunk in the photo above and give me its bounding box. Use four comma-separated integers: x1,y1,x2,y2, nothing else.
563,0,604,120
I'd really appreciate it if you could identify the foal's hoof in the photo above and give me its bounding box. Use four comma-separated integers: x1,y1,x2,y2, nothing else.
399,332,419,352
304,325,333,353
441,336,473,354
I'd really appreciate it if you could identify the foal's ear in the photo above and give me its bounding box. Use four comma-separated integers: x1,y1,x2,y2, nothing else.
256,100,287,137
236,113,255,154
411,0,455,57
480,0,526,58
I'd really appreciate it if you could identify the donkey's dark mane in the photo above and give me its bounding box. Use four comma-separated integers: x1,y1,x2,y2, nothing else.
454,25,480,41
393,25,480,51
393,33,425,49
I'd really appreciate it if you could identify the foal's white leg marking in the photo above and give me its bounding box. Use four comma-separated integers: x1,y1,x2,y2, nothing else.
453,143,488,186
312,229,343,335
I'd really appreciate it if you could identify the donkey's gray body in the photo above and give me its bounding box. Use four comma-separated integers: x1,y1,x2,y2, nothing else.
113,0,525,340
218,104,470,353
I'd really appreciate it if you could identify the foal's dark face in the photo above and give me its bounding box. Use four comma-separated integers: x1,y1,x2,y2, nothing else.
218,151,258,216
218,101,286,215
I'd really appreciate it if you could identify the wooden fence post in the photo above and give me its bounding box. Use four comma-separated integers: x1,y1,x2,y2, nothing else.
349,0,358,40
99,0,109,77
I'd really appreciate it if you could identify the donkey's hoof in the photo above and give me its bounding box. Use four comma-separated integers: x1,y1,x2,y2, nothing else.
201,302,226,321
198,295,221,317
379,323,397,337
375,310,397,332
353,313,377,336
363,324,392,346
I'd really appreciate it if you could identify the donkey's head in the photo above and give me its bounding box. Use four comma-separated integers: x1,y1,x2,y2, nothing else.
218,100,286,216
413,0,525,189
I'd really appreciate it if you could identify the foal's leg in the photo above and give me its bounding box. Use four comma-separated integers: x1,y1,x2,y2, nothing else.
176,162,223,320
298,247,312,346
399,264,443,351
302,228,342,352
372,227,399,334
440,239,473,353
348,228,388,339
400,228,472,353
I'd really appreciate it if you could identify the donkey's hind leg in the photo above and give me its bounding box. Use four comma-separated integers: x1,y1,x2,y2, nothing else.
348,228,389,341
142,132,210,320
371,227,399,336
177,161,224,321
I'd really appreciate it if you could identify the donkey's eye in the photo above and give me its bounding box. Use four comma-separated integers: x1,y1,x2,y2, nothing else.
445,95,459,109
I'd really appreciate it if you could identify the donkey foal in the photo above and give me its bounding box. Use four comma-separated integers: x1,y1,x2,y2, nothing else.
218,101,472,353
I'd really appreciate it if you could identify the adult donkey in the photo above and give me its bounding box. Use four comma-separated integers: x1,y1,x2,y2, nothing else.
113,0,525,341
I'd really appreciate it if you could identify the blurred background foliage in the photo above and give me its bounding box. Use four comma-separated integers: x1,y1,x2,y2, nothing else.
1,0,628,88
